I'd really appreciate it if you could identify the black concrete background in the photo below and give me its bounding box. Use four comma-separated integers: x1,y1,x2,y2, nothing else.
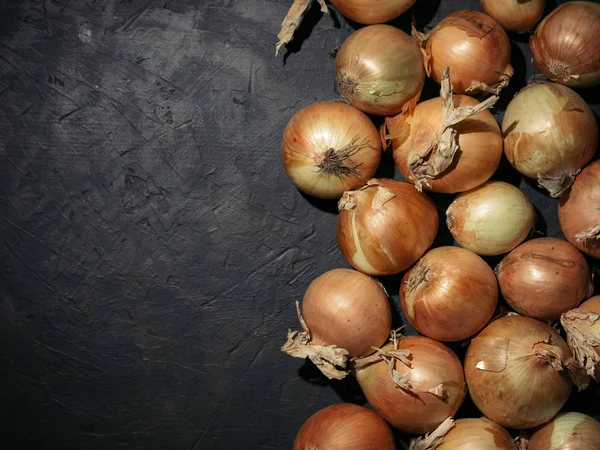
0,0,599,448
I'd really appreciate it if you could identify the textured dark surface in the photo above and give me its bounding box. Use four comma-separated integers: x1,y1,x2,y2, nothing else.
1,0,599,449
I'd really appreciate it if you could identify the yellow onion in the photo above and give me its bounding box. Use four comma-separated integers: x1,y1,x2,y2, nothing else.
281,268,391,379
400,246,498,342
446,181,535,256
465,315,585,429
337,178,438,276
281,101,382,199
480,0,545,33
415,10,513,94
528,412,600,450
502,83,598,197
561,296,600,381
354,335,466,435
329,0,416,24
495,238,593,320
336,25,425,116
531,1,600,88
559,160,600,259
293,403,396,450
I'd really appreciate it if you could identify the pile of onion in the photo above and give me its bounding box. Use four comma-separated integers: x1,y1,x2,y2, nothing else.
531,1,600,88
336,178,438,276
281,268,391,379
559,160,600,258
281,101,382,199
293,403,395,450
561,296,600,381
495,238,593,320
465,315,587,429
336,25,425,116
481,0,545,33
528,412,600,450
413,10,513,94
400,246,498,342
329,0,416,24
502,82,598,197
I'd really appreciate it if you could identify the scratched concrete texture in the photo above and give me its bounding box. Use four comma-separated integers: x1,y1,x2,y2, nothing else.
0,0,599,448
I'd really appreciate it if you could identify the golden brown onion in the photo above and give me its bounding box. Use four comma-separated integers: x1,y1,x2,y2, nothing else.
329,0,416,24
480,0,545,33
528,412,600,450
336,178,438,276
561,296,600,381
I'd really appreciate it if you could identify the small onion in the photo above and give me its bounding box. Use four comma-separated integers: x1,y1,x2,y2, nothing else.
281,101,382,199
561,296,600,381
400,246,498,342
336,25,425,116
329,0,416,24
531,1,600,88
480,0,545,33
337,178,438,276
502,82,598,197
446,181,535,256
495,238,593,320
465,315,577,429
416,10,513,94
559,160,600,259
528,412,600,450
355,336,466,434
293,403,396,450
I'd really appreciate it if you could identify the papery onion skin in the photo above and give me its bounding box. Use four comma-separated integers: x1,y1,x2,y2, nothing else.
559,160,600,259
528,412,600,450
302,268,391,357
336,25,425,116
424,10,512,94
355,336,466,434
391,94,502,193
531,1,600,88
480,0,545,33
281,101,382,199
446,181,535,256
329,0,416,24
465,315,573,429
502,83,598,197
495,238,593,320
561,296,600,381
293,403,396,450
435,417,514,450
400,246,498,342
337,178,438,276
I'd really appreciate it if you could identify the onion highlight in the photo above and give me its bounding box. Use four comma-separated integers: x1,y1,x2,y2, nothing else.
561,296,600,381
528,412,600,450
480,0,545,33
329,0,416,24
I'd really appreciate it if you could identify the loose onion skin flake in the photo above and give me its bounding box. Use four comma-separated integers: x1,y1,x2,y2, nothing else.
528,412,600,450
281,101,382,199
502,82,598,197
480,0,545,33
293,403,396,450
329,0,416,24
531,1,600,88
561,296,600,381
495,238,593,320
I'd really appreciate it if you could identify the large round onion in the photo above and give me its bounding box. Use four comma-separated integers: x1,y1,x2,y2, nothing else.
400,246,497,342
329,0,416,24
281,101,382,199
561,296,600,381
528,412,600,450
495,238,593,320
337,178,438,276
559,160,600,258
531,1,600,88
355,336,465,434
481,0,545,33
293,403,396,450
465,315,576,429
336,25,424,116
502,82,599,197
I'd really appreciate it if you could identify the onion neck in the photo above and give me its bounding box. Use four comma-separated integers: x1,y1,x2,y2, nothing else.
546,59,576,84
316,136,373,178
406,264,430,292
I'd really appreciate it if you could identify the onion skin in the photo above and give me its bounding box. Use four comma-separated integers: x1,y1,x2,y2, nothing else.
391,94,502,193
329,0,416,24
400,246,498,342
293,403,396,450
502,83,598,197
336,25,424,116
559,160,600,259
435,417,514,450
480,0,545,33
281,101,382,199
446,181,535,256
495,238,593,320
355,336,466,435
528,412,600,450
531,1,600,88
337,178,438,276
465,315,573,429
